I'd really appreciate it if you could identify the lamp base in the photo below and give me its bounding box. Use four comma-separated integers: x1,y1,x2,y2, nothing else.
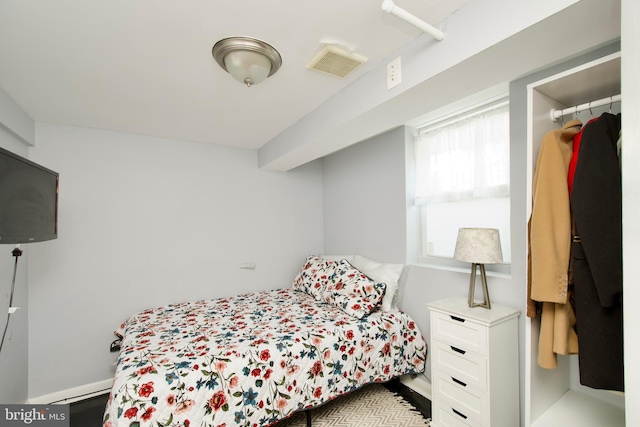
468,263,491,309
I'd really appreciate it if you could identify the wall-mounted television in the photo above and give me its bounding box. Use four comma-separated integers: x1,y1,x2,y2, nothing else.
0,147,59,244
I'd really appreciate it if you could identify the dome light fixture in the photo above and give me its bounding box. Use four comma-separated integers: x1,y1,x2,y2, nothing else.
212,36,282,87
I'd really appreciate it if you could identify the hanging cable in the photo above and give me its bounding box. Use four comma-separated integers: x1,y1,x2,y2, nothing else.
0,246,23,354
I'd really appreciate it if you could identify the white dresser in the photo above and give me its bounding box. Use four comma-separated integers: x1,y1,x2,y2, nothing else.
427,298,520,427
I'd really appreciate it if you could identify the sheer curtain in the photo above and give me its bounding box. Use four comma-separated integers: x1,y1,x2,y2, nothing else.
415,103,510,205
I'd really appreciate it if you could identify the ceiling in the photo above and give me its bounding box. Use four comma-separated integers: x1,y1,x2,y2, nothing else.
0,0,470,150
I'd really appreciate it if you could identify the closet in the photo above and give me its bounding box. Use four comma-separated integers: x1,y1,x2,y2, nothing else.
525,51,625,427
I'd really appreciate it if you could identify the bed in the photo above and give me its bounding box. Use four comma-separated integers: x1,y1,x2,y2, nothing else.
103,256,427,427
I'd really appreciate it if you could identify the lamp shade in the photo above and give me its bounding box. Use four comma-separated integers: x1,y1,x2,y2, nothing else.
454,228,503,264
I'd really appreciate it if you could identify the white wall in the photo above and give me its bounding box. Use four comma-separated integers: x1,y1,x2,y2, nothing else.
621,0,640,423
26,123,324,399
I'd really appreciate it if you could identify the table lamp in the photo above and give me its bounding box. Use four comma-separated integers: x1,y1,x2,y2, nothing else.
453,228,503,309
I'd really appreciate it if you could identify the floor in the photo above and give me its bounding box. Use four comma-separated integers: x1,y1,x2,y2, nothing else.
70,393,109,427
383,379,432,419
70,379,431,426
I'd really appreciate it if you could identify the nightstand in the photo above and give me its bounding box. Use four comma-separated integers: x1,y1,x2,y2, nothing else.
427,297,520,427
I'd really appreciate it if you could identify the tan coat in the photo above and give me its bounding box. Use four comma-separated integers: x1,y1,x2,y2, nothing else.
527,119,581,369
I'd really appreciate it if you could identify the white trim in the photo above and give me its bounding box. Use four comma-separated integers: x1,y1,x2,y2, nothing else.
399,372,432,400
409,260,511,279
28,379,112,405
524,52,621,93
416,94,509,134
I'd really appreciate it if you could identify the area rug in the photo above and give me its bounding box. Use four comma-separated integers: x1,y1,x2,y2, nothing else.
275,383,431,427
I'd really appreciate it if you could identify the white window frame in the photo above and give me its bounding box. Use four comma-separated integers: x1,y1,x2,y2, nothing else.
413,96,511,274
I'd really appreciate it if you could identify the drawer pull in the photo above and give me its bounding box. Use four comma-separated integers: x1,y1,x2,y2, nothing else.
450,315,466,322
452,408,468,420
450,346,466,355
452,377,467,387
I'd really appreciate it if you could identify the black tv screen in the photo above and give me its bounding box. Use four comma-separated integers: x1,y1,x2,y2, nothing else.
0,147,59,244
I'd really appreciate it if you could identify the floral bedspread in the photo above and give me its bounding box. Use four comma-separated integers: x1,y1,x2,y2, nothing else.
103,288,426,427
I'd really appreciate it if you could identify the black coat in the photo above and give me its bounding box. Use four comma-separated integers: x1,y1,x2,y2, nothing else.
570,112,624,391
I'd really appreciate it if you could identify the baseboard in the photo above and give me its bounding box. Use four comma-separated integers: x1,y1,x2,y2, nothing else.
399,373,432,400
28,379,112,405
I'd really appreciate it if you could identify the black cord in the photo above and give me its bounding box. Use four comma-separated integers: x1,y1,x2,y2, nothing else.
0,247,22,354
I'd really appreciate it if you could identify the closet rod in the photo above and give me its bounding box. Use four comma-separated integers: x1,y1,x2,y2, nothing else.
550,94,621,122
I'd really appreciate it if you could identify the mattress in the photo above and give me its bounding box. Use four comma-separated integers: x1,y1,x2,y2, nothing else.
103,288,426,427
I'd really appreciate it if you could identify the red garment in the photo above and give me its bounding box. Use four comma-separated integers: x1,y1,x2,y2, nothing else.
568,117,598,193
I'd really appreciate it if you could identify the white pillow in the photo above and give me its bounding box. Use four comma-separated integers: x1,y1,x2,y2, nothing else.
348,255,404,312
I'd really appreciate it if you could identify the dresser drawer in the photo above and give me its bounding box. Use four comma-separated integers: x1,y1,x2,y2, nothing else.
431,311,487,356
432,400,484,427
431,339,487,391
433,369,488,425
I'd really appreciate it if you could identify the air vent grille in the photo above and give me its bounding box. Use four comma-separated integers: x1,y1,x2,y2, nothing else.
306,45,367,78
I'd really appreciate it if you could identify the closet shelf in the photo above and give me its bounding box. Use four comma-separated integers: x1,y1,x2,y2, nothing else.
531,390,624,427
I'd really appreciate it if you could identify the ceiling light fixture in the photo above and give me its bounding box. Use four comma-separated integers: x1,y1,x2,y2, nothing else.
212,36,282,87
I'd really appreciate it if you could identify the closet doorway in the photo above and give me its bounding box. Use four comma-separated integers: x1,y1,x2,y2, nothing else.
524,52,624,427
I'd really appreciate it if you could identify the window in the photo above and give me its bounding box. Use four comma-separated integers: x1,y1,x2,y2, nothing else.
414,99,511,267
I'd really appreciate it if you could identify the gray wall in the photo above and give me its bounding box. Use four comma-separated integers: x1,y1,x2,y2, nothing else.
24,123,324,399
322,124,516,383
0,90,31,404
321,43,621,427
323,127,407,263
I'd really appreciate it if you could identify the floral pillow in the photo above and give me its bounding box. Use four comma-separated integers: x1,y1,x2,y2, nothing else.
321,259,386,319
349,255,404,312
291,255,339,301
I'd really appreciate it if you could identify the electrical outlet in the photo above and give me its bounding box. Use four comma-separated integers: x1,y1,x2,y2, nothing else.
427,242,435,255
387,56,401,90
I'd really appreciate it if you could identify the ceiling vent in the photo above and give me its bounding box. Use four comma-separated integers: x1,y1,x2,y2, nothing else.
306,45,368,78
